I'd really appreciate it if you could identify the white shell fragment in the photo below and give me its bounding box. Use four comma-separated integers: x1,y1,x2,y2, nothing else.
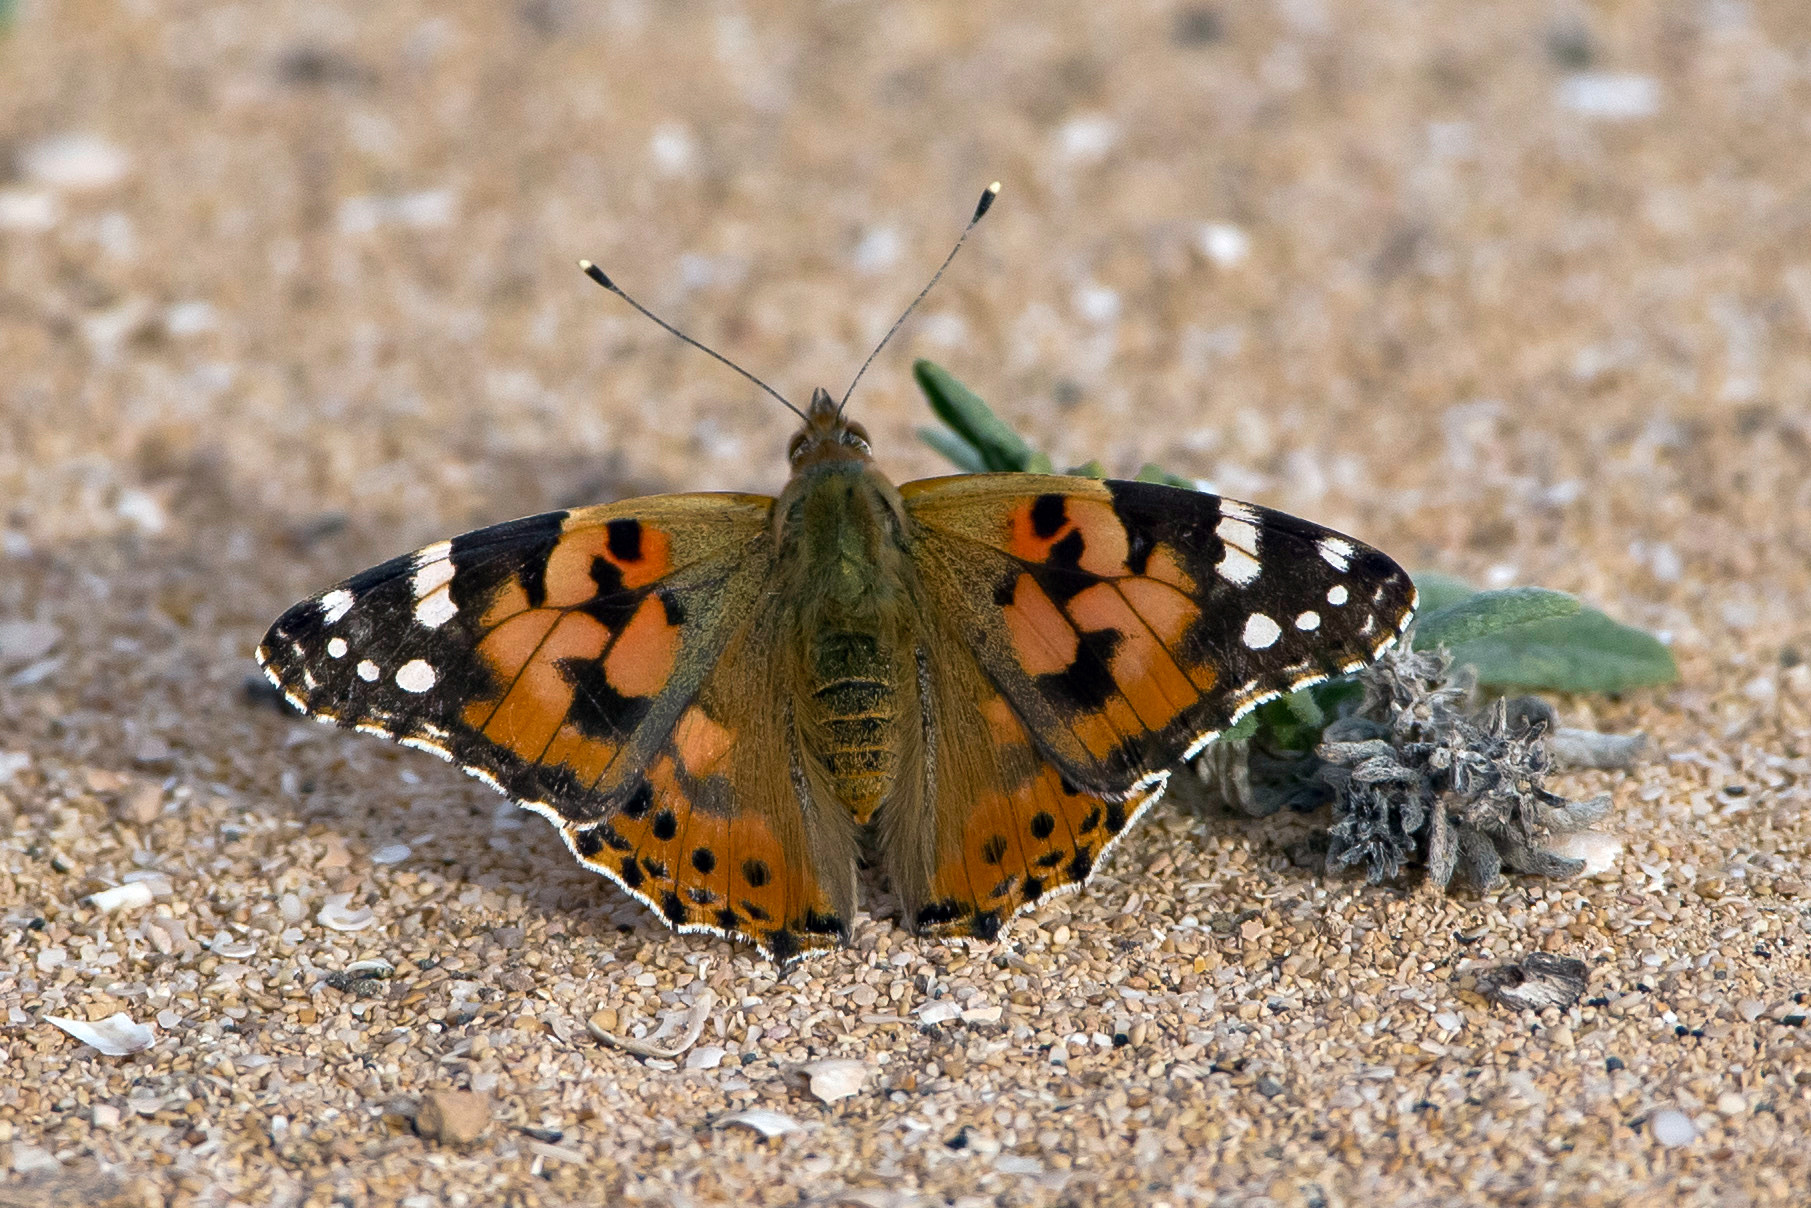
46,1011,156,1056
802,1058,874,1103
316,893,376,932
715,1108,804,1138
85,881,155,914
589,990,716,1060
209,934,258,959
1550,830,1624,876
684,1045,726,1070
917,1000,961,1025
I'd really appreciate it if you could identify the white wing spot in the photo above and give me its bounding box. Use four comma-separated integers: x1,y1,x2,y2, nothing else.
1242,612,1282,649
1327,584,1349,606
414,589,458,629
319,589,355,625
1215,517,1262,585
1319,537,1354,572
1295,610,1321,631
412,557,456,598
395,659,436,694
1219,499,1261,523
326,636,348,659
356,659,381,682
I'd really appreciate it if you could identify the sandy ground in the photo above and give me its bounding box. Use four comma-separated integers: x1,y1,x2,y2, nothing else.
2,1,1809,1204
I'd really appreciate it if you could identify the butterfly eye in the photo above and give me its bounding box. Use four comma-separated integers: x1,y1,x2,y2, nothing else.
787,430,809,461
841,422,872,454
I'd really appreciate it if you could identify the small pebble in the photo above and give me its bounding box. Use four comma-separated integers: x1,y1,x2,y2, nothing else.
1556,73,1660,120
21,133,132,190
114,781,163,826
1200,223,1250,268
0,751,30,783
371,843,412,865
91,1103,122,1130
1716,1092,1747,1116
0,189,59,233
278,893,306,924
0,620,60,664
1650,1109,1696,1148
415,1090,491,1145
1736,999,1765,1023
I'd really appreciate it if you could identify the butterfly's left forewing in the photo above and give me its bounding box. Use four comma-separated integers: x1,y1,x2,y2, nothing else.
896,473,1415,938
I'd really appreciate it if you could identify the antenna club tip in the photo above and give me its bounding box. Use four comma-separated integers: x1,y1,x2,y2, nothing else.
579,260,614,288
974,182,1001,221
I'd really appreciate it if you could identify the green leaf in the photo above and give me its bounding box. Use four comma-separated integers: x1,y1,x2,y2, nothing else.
1409,571,1480,615
1135,463,1197,489
1250,689,1325,751
913,360,1035,472
1412,587,1581,650
1221,712,1260,743
1064,458,1107,479
1450,608,1679,693
915,426,987,473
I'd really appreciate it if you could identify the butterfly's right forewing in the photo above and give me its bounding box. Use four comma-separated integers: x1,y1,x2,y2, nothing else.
903,474,1416,796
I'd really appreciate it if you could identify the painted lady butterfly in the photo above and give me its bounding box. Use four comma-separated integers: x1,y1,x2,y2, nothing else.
258,187,1416,961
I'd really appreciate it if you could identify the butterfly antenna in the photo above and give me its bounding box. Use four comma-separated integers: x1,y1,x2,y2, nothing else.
838,181,1000,416
578,260,808,423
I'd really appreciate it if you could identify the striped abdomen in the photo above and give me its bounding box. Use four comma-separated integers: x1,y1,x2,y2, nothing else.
805,630,903,826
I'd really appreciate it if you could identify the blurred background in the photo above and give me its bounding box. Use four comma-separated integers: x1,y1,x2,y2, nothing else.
2,0,1805,616
3,2,1810,1202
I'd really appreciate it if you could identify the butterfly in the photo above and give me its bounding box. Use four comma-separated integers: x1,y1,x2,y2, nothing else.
257,186,1417,962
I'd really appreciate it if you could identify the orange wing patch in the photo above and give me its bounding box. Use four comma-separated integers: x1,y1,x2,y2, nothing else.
913,684,1157,943
1000,573,1078,675
557,706,845,961
602,596,681,698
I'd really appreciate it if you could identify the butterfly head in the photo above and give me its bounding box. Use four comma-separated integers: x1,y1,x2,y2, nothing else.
787,387,873,470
